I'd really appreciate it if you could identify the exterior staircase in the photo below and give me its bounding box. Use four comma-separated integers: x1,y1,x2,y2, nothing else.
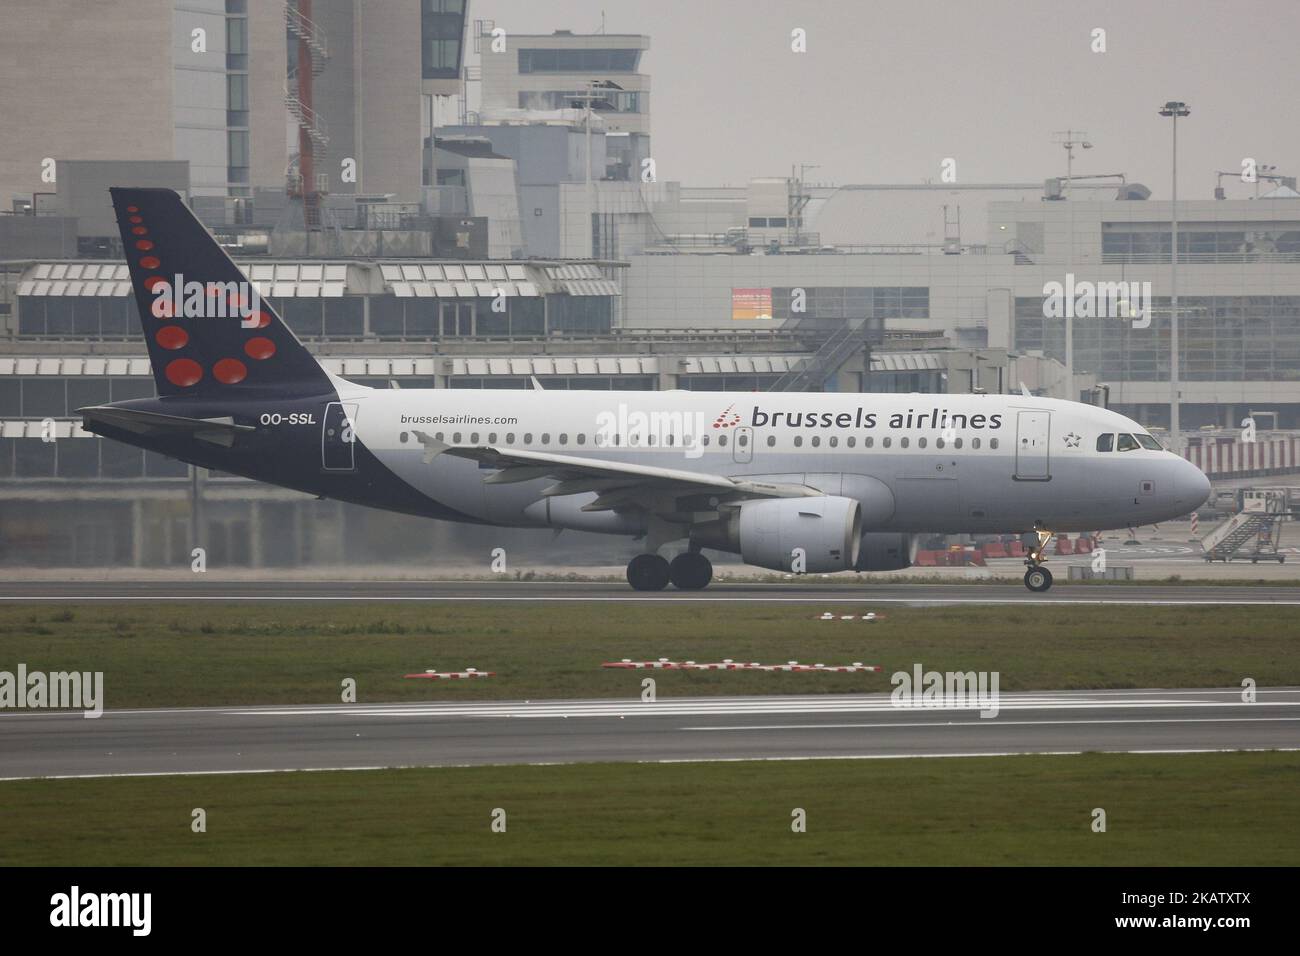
769,317,876,392
284,2,330,227
1200,511,1285,562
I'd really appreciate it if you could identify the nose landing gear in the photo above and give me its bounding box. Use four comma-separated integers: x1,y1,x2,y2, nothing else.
1023,527,1054,592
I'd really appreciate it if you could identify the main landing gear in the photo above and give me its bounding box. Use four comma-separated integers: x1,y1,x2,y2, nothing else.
1023,526,1054,593
626,551,713,591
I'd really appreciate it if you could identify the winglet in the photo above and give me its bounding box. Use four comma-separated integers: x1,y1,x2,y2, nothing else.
1020,381,1032,398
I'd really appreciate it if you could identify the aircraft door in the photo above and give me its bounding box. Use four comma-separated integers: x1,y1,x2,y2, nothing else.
322,402,359,472
732,426,754,464
1014,410,1051,480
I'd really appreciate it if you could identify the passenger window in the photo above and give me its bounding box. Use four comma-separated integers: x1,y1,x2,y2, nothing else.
918,437,927,449
718,434,727,447
1097,434,1114,452
665,434,674,446
766,435,776,447
559,434,568,445
954,438,963,449
1117,433,1139,452
794,436,803,448
990,438,999,450
883,437,891,448
811,436,821,448
488,433,497,444
701,435,709,446
847,436,856,448
523,433,533,444
901,437,910,449
829,436,838,448
577,433,586,445
470,433,479,444
506,433,515,444
865,437,873,448
1136,434,1163,450
936,437,945,449
435,432,444,442
972,437,981,449
738,434,748,447
541,433,550,444
453,432,462,443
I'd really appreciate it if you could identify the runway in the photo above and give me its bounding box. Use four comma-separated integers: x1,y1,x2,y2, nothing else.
2,580,1300,605
2,687,1297,780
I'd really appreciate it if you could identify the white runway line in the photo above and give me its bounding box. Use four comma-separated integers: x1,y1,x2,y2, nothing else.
681,717,1300,732
232,696,1300,720
4,595,1300,606
4,748,1299,783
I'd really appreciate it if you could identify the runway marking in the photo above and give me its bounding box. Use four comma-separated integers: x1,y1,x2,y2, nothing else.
2,749,1298,783
645,748,1300,765
3,595,1300,607
682,716,1300,731
1,688,1295,720
230,699,1300,719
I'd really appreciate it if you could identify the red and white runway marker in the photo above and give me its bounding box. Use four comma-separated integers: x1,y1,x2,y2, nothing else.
404,667,495,680
602,658,882,673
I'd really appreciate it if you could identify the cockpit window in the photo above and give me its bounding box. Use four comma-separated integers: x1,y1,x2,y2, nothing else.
1096,433,1114,452
1117,433,1140,452
1136,433,1163,450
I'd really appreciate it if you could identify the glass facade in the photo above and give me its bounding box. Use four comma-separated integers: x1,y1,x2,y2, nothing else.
517,48,641,73
771,287,929,321
421,0,466,80
1101,222,1300,264
519,89,644,114
225,9,250,193
1015,295,1300,382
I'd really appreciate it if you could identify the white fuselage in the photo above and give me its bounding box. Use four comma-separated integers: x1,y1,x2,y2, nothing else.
330,385,1210,536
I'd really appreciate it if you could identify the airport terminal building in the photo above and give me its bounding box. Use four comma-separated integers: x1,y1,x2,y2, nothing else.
1,9,1298,569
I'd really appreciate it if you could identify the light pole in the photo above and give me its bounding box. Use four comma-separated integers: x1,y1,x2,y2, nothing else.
1158,101,1190,454
1054,131,1092,401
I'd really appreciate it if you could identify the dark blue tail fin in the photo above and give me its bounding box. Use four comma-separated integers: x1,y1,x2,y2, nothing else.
110,187,332,399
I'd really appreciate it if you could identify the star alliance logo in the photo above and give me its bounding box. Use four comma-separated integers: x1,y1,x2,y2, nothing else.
1064,432,1081,448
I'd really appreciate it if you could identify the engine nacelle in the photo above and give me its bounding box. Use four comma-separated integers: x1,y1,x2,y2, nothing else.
854,532,917,571
692,496,862,573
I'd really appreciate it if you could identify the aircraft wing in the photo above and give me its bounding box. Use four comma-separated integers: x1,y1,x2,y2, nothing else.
409,429,820,512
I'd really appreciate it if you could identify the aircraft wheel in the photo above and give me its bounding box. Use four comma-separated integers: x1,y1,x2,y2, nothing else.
669,552,713,590
1024,566,1053,592
627,553,670,591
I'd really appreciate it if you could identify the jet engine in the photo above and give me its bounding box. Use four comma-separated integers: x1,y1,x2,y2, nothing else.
853,532,917,571
692,496,862,572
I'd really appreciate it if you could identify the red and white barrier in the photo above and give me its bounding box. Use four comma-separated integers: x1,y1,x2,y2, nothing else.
404,667,495,679
602,658,882,673
1183,436,1300,479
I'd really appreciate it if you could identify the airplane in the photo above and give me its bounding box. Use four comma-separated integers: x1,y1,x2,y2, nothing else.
79,188,1212,593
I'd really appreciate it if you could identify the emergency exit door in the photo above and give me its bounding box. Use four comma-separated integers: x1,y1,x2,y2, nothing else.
732,426,754,464
1014,410,1051,480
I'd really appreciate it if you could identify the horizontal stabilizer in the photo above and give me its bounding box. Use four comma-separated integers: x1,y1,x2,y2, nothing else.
79,405,254,448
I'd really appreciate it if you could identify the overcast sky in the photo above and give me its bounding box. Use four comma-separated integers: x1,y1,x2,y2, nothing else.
474,0,1299,198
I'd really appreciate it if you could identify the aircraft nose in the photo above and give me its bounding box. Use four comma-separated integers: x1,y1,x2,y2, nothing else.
1175,457,1212,511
